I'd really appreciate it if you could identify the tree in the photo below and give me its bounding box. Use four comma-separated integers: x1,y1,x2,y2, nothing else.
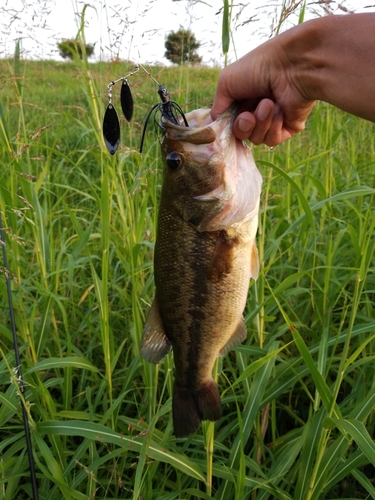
57,39,95,60
164,29,202,65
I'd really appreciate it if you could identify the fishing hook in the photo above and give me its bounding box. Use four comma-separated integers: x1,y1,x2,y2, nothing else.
138,64,189,153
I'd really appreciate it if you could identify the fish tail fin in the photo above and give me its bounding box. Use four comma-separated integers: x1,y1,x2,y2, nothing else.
172,380,222,438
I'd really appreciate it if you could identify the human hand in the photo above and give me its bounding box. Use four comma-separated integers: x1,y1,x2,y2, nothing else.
212,14,375,146
210,30,317,147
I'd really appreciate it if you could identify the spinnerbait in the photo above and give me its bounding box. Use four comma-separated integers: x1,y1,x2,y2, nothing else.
102,64,189,155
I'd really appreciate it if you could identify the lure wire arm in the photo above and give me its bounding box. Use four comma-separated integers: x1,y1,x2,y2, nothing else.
106,64,140,98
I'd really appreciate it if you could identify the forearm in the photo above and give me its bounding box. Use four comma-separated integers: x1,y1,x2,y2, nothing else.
284,14,375,121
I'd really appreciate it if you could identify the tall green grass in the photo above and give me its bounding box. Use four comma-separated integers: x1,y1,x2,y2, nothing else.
1,40,375,500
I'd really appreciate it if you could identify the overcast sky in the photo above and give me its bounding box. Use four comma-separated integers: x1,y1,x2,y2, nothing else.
1,0,374,66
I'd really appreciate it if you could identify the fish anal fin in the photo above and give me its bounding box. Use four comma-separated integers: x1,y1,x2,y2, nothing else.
172,380,222,438
219,319,248,357
141,298,171,364
250,242,260,280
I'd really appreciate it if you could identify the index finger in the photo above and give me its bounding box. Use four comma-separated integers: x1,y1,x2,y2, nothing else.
211,58,262,121
211,75,234,121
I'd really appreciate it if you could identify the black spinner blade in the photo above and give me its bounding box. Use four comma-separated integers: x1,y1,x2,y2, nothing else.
103,103,120,155
120,80,134,122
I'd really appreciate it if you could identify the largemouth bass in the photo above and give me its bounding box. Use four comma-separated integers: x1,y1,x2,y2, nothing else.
141,105,262,438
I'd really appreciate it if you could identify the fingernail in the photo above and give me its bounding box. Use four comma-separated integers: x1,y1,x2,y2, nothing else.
257,102,272,121
238,117,253,133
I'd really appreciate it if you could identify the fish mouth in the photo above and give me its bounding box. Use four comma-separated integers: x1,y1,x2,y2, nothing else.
160,105,238,146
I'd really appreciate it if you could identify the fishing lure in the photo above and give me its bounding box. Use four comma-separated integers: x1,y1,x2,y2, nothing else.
139,66,189,153
103,64,189,155
102,66,139,155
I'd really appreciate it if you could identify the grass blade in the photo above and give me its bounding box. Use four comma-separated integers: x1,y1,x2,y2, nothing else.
37,420,206,482
326,418,375,467
26,357,100,373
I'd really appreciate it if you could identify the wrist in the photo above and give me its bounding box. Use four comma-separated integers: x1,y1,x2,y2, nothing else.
279,17,329,102
279,14,375,120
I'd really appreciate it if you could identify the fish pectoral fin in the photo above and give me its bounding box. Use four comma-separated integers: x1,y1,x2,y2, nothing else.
219,319,248,357
208,233,237,283
141,298,171,364
250,241,260,280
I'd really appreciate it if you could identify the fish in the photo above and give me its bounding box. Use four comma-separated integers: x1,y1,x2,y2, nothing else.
140,105,262,438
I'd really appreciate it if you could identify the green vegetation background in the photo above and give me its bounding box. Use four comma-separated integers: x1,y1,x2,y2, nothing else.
0,53,375,499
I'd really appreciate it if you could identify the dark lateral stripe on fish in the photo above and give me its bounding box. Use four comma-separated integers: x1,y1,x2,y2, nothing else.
173,280,210,388
185,230,216,388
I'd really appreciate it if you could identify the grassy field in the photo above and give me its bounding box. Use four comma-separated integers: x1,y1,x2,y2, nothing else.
0,50,375,500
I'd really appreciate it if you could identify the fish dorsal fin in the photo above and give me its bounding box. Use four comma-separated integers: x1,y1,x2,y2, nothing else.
141,298,171,364
219,319,248,357
250,242,260,280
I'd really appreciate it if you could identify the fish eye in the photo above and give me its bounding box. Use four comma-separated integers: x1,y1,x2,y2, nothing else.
166,152,182,170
